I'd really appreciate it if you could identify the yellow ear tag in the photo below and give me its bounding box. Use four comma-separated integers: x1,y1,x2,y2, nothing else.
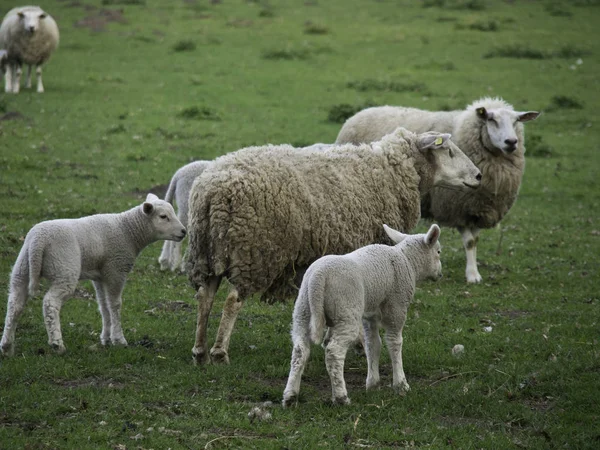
434,137,443,145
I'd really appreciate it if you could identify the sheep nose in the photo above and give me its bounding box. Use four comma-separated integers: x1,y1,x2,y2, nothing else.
505,138,517,146
181,228,187,236
475,172,482,182
28,26,35,32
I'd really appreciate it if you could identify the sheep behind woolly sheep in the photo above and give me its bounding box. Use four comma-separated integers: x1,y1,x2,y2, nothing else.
158,160,212,272
0,194,186,356
335,97,540,283
186,128,481,365
282,223,442,406
0,6,59,93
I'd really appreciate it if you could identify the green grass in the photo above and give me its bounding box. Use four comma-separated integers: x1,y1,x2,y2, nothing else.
0,0,599,448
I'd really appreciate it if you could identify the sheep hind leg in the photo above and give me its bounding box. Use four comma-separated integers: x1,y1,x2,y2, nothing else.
36,65,44,93
93,281,111,346
0,275,30,356
43,282,77,354
158,240,173,271
325,322,360,405
25,65,32,89
282,334,311,407
210,288,243,364
363,318,382,390
459,227,482,284
192,276,221,365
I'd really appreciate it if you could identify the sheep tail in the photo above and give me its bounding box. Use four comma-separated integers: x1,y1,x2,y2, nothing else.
164,173,177,204
26,236,44,297
307,271,327,344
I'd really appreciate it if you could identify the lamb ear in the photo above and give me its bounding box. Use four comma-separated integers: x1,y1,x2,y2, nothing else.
145,193,159,202
476,107,488,120
142,202,154,215
417,133,451,151
517,111,540,122
17,11,25,19
383,224,407,244
423,224,441,246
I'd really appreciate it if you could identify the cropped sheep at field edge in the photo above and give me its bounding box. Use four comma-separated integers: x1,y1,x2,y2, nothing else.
186,128,481,365
0,194,186,356
0,5,59,93
336,97,540,283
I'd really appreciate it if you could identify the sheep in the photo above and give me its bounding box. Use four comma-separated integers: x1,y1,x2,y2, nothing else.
282,223,442,406
336,97,540,283
186,127,481,365
0,6,59,94
158,160,211,272
0,194,186,356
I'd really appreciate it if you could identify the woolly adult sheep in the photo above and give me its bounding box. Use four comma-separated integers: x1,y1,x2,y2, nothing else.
282,223,442,406
186,128,481,365
158,160,212,272
0,6,59,93
336,97,540,283
0,194,186,356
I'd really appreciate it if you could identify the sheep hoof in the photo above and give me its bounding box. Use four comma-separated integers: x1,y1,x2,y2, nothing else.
210,348,230,365
192,346,210,365
51,343,67,354
393,381,410,394
282,394,297,408
466,272,483,284
332,395,351,406
0,343,15,357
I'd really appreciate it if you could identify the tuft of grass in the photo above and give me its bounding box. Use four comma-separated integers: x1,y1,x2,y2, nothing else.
485,44,590,59
347,79,428,94
423,0,485,10
107,124,126,134
545,2,573,16
553,44,590,58
177,106,221,121
327,103,374,124
262,44,330,60
304,21,329,35
456,19,499,32
526,134,555,158
172,40,196,52
547,95,584,111
258,8,275,18
102,0,146,4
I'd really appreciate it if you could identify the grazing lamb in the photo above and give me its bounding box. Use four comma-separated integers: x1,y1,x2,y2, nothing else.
158,160,211,272
0,6,59,93
186,128,481,365
0,194,186,356
336,97,540,283
282,223,442,406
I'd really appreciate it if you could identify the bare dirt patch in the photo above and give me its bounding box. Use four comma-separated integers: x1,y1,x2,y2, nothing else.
128,183,169,199
55,376,126,389
75,8,127,32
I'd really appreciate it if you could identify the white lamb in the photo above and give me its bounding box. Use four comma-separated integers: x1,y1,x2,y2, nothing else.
336,98,540,283
0,6,59,93
187,128,481,365
282,223,442,406
0,194,186,356
158,161,211,272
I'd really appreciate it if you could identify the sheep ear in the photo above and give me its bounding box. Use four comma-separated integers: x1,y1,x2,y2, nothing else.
517,111,540,122
417,133,451,151
142,202,154,215
145,193,159,202
383,224,407,244
17,11,25,19
423,224,441,246
476,107,488,120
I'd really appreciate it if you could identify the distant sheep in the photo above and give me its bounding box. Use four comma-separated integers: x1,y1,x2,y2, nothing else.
0,6,59,93
186,128,481,365
0,194,186,356
283,223,442,406
336,97,540,283
158,161,211,272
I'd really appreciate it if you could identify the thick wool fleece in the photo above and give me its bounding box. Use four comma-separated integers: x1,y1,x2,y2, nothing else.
336,98,525,230
187,129,425,301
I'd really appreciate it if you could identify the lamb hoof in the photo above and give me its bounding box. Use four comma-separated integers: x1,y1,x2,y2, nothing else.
282,394,297,408
332,395,351,406
192,346,209,365
210,348,230,365
111,338,128,346
51,343,67,354
0,342,15,357
466,273,482,284
393,381,410,394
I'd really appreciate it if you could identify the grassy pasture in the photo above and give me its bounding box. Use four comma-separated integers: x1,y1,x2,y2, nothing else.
0,0,598,448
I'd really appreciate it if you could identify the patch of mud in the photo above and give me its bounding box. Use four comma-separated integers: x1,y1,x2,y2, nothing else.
55,376,126,389
128,183,168,199
75,8,127,32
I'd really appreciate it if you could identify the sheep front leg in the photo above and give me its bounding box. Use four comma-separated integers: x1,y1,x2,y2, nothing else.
35,65,44,93
0,275,30,356
158,240,173,271
43,282,77,354
210,288,243,364
459,227,482,283
192,276,221,365
363,318,382,390
12,64,22,93
104,278,128,346
93,281,111,346
4,64,13,93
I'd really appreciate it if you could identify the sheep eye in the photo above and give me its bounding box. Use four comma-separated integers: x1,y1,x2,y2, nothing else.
39,14,47,19
159,214,168,219
448,149,453,158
